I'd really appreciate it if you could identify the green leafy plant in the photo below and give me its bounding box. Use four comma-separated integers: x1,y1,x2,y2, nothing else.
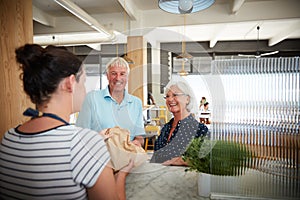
182,137,253,176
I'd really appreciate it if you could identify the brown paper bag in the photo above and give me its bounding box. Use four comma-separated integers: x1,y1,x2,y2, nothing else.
105,126,148,171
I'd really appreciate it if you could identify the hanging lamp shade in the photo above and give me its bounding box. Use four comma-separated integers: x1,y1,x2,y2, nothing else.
178,69,189,76
158,0,215,14
176,51,193,60
176,56,191,76
122,54,134,64
177,60,189,76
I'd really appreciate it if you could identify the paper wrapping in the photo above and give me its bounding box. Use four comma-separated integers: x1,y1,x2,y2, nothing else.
105,126,148,171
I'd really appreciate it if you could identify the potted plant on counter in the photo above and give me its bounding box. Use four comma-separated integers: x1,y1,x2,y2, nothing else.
182,136,253,197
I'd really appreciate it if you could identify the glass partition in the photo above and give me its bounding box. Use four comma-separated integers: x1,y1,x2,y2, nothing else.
209,57,299,199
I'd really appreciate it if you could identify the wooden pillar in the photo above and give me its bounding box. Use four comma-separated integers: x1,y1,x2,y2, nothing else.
0,0,33,137
127,36,147,105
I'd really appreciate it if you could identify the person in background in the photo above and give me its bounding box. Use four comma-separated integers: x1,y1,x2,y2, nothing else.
76,57,145,147
146,91,156,123
203,102,209,112
0,44,133,200
199,102,211,124
199,96,207,111
148,91,156,106
150,78,208,165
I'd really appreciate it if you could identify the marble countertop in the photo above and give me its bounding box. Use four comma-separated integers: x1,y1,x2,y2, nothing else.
126,162,208,200
126,161,299,200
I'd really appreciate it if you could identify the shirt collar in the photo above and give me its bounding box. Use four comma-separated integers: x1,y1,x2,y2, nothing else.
104,85,133,103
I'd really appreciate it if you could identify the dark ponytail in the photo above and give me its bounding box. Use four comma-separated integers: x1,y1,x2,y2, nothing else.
15,44,83,105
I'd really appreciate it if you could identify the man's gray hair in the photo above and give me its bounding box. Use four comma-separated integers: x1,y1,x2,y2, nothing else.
105,57,130,74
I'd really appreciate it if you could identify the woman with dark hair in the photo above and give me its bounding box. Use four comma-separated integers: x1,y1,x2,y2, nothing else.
0,44,132,200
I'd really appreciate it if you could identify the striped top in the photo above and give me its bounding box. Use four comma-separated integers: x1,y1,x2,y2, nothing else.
0,125,110,200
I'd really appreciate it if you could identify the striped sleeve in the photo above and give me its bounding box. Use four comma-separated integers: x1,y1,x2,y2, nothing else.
70,128,110,188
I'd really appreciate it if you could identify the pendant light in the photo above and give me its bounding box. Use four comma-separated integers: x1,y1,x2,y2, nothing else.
177,61,189,76
122,54,134,64
158,0,215,14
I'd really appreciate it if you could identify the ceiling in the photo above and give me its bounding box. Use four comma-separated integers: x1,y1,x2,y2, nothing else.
32,0,300,50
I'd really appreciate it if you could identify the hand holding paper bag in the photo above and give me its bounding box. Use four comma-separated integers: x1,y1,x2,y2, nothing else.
105,126,148,171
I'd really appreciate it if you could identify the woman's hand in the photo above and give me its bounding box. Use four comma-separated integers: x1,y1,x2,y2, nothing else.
115,159,134,178
121,159,134,173
162,157,188,166
132,136,144,147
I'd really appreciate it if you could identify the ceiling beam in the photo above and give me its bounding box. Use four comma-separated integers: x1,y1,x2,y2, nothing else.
268,21,300,46
54,0,115,39
209,25,227,48
117,0,138,20
33,32,114,46
231,0,245,15
33,5,55,27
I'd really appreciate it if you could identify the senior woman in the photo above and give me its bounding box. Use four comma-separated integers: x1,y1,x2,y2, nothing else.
150,78,208,165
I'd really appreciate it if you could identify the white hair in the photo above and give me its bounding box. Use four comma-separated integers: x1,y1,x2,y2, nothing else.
105,57,130,74
165,76,198,117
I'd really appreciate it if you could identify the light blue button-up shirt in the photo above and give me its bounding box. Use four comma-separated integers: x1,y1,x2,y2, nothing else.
76,86,146,140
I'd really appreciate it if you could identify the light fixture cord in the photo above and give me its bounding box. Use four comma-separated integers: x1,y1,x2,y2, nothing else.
116,43,119,57
182,14,186,54
181,14,186,71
